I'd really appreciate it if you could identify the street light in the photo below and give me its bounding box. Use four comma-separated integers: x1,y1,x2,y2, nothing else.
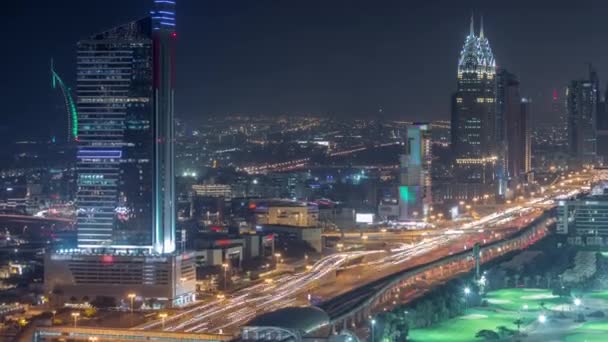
71,312,80,327
574,298,582,307
274,253,282,266
538,313,547,323
127,293,136,313
222,263,229,290
159,312,168,330
371,318,376,342
464,287,471,310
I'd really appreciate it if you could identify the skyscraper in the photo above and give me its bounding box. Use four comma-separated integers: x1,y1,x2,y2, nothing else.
552,89,567,145
46,0,194,308
399,123,432,221
567,66,598,164
75,0,176,253
497,70,531,184
51,59,78,142
450,15,498,198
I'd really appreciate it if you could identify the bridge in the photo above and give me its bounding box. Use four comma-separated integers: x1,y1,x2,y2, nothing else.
318,210,554,333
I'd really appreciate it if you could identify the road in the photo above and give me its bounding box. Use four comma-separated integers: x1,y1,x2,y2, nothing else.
137,168,596,335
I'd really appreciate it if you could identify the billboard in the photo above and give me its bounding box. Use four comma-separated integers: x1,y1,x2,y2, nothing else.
356,213,374,224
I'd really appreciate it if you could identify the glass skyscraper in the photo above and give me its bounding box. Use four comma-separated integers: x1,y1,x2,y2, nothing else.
76,0,176,254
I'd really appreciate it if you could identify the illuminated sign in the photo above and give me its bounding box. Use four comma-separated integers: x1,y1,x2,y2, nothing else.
356,213,374,224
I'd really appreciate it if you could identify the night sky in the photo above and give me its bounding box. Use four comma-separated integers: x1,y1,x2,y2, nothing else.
3,0,608,142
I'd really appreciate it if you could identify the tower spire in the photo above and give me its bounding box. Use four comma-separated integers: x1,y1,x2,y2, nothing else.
480,14,484,38
469,12,475,37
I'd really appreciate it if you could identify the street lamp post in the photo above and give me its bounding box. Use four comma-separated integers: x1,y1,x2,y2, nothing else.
71,312,80,327
464,287,471,310
159,312,168,330
371,318,376,342
127,293,136,313
222,263,229,290
574,298,582,319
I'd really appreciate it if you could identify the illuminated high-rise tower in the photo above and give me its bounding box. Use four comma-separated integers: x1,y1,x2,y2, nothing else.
567,65,598,164
399,123,432,221
450,14,498,198
51,59,78,142
75,0,177,253
151,0,177,254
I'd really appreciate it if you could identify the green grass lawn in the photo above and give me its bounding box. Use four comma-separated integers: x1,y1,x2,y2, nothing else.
408,288,567,342
561,321,608,342
586,290,608,301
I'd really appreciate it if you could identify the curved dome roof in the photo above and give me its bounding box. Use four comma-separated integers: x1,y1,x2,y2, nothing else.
246,306,330,334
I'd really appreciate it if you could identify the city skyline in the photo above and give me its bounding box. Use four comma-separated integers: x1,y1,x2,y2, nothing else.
3,0,608,142
4,1,608,341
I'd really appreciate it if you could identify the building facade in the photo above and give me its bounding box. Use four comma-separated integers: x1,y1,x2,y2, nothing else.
567,67,599,164
557,184,608,247
75,1,176,253
399,123,432,220
451,16,498,197
46,0,192,308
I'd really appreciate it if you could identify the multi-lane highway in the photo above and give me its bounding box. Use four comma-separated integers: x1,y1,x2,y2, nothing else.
137,169,596,336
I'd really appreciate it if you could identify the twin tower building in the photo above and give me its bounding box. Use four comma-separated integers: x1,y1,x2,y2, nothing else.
45,0,197,308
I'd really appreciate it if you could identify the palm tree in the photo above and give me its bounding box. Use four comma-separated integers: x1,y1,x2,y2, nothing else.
513,318,524,333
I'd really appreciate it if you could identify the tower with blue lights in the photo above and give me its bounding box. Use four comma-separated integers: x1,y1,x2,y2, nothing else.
151,0,177,254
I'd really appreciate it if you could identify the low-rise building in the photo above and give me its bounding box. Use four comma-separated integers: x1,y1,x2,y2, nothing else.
557,183,608,247
44,251,196,308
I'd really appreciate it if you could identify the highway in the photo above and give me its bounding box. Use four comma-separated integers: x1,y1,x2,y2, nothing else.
137,168,596,335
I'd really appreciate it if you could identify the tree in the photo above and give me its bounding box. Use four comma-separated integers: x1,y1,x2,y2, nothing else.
514,274,520,287
497,325,515,337
504,276,511,288
513,318,524,333
523,276,530,288
84,307,97,318
475,329,500,340
535,275,542,287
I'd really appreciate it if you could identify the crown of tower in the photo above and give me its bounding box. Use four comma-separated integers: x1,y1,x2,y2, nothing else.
458,13,495,75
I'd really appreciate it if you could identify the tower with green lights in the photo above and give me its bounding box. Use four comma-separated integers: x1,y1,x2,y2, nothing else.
399,123,432,221
51,59,78,142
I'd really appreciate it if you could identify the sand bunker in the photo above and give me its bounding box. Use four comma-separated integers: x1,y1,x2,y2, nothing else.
460,314,488,320
487,299,512,304
521,294,558,300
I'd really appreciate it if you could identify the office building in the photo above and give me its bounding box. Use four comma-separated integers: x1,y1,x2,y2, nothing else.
567,66,598,164
450,15,498,198
399,123,432,220
75,0,176,252
253,200,319,227
557,182,608,247
553,89,568,145
45,0,194,308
